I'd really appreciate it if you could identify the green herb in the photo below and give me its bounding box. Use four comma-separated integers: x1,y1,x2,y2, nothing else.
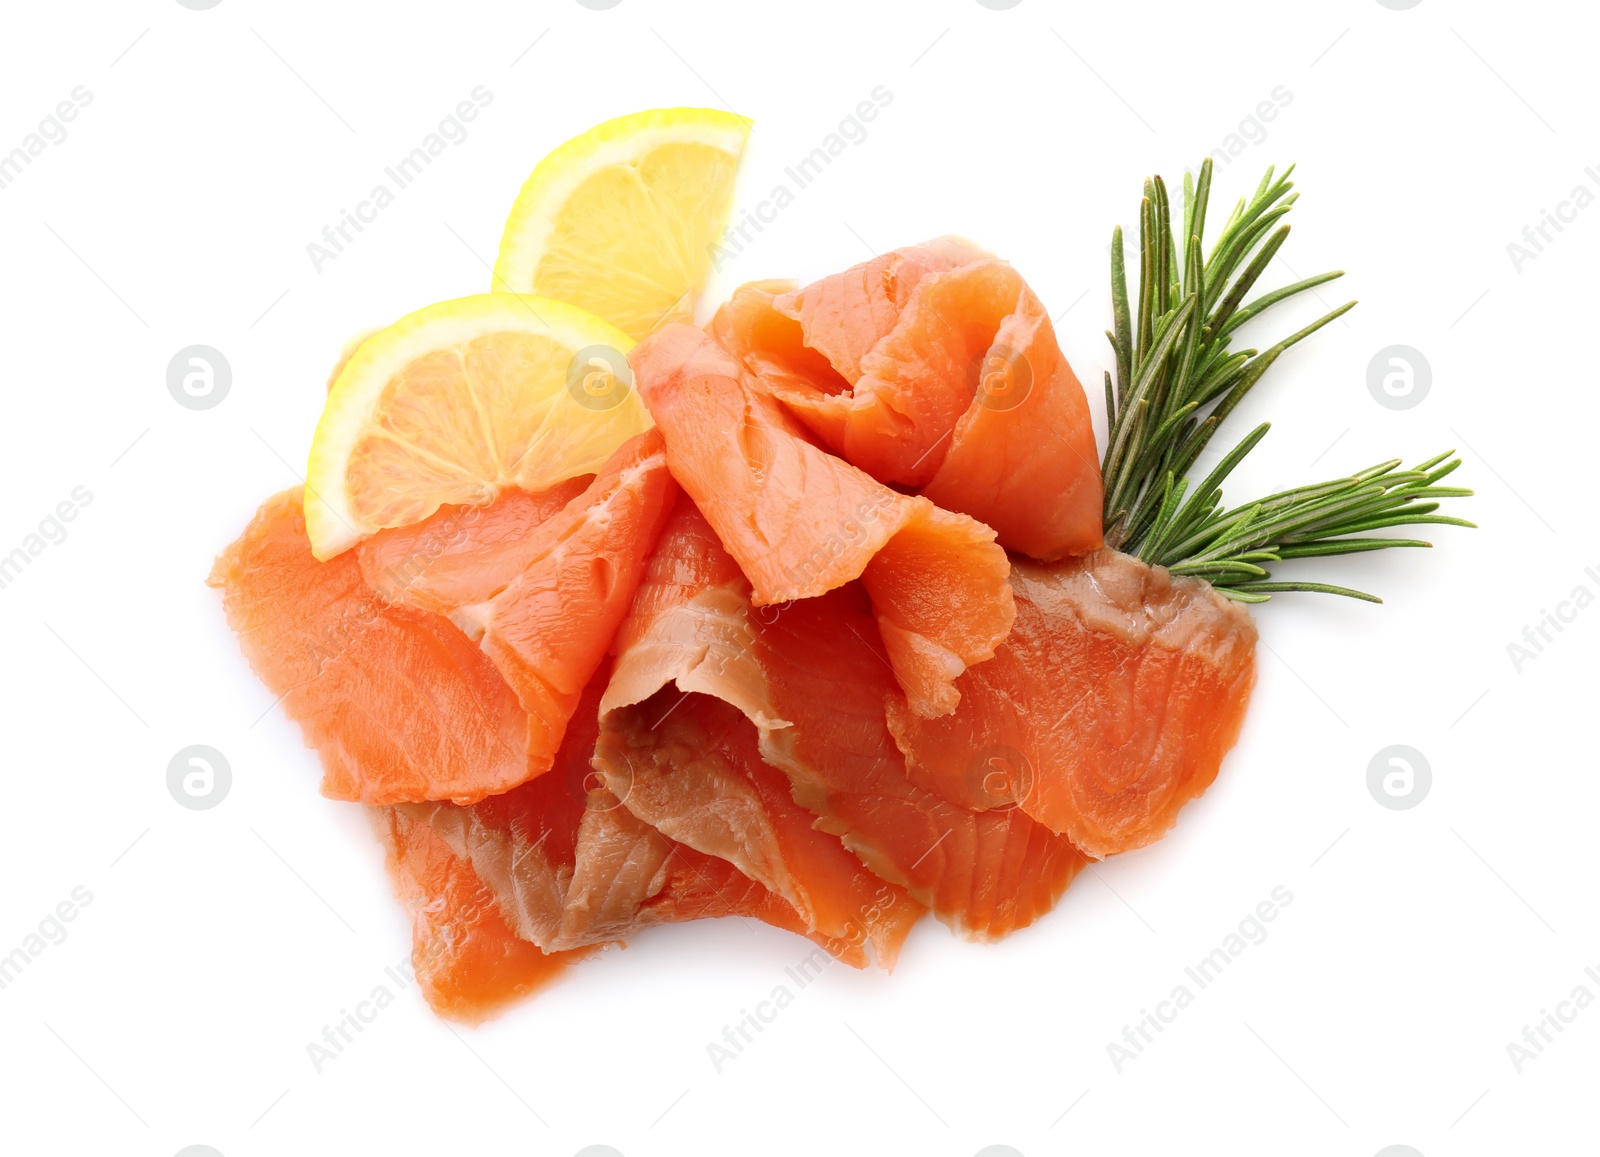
1100,160,1473,602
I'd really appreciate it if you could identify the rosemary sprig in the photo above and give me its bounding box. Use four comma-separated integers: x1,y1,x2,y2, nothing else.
1144,443,1475,602
1101,160,1474,602
1102,159,1355,553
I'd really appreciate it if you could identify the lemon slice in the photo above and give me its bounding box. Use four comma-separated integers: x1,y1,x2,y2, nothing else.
304,294,646,559
493,107,751,340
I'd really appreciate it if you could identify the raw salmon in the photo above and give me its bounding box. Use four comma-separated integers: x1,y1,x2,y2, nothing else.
395,658,612,947
404,657,895,967
358,476,591,616
593,692,923,965
754,587,1088,939
713,237,988,391
208,489,531,805
361,431,678,780
712,240,1104,560
887,549,1259,858
597,497,923,963
555,784,873,965
370,804,583,1022
630,322,1015,718
600,496,1086,939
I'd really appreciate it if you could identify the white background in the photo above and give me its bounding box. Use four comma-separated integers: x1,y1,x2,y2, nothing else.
0,2,1594,1155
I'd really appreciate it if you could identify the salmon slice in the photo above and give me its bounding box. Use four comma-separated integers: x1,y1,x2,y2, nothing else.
712,240,1104,560
709,278,850,405
554,784,871,965
887,549,1259,858
208,488,530,805
713,237,989,398
630,322,1014,717
358,476,591,616
755,588,1088,939
710,238,981,474
411,772,855,961
396,658,612,946
404,656,887,966
370,804,583,1022
598,497,923,963
597,688,925,967
361,431,678,778
601,496,1085,940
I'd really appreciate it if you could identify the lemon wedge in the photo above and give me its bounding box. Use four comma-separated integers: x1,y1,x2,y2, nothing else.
492,107,751,339
304,294,646,559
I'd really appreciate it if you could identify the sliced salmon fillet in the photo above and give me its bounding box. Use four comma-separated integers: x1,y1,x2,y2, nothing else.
713,240,1104,560
396,658,613,946
709,278,854,404
208,488,530,805
358,476,591,616
755,588,1087,939
597,688,925,967
554,784,871,965
711,238,981,473
404,656,889,966
887,549,1259,858
601,496,1085,940
361,431,678,778
713,237,990,397
630,323,1014,717
598,497,923,963
370,804,583,1022
417,771,877,967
